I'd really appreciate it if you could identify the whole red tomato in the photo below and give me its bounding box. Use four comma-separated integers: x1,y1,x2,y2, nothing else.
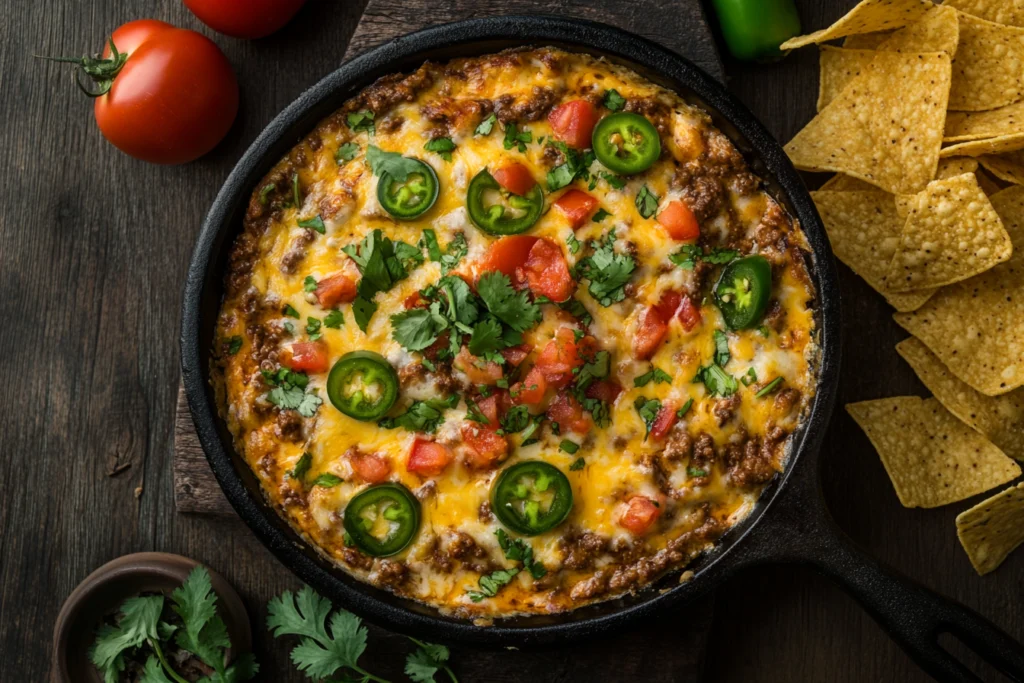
184,0,307,39
57,20,239,164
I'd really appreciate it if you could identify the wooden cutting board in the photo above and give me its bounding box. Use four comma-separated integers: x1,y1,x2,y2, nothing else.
174,3,722,679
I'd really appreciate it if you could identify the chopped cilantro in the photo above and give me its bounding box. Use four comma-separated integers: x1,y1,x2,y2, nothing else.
635,185,659,219
741,367,758,386
496,529,547,579
464,397,490,425
312,473,342,488
424,137,456,161
677,397,694,418
569,457,585,471
303,275,318,292
688,467,707,477
291,173,301,209
634,396,662,440
634,367,672,387
468,568,520,602
575,230,637,306
566,233,581,255
297,215,326,234
283,304,300,319
559,439,580,454
323,309,344,329
343,228,422,329
226,336,243,355
670,244,739,270
365,145,425,182
346,110,375,134
379,397,458,433
352,296,378,333
591,208,611,223
713,330,731,367
335,142,359,164
306,317,322,337
603,89,626,111
502,123,532,152
288,452,312,480
599,171,626,189
390,307,448,351
756,377,785,398
259,183,276,205
545,141,595,191
500,405,532,434
477,272,542,332
475,112,497,136
693,364,738,397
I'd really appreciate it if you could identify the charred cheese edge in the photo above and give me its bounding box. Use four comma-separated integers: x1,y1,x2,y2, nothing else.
214,48,818,619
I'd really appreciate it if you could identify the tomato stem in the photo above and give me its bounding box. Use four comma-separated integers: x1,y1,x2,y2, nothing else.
36,37,128,98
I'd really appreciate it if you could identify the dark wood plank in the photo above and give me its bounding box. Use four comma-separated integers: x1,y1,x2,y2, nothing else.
174,387,234,515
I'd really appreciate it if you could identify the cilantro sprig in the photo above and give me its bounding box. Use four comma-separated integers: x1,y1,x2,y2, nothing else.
89,567,257,683
574,229,637,306
269,586,458,683
546,141,595,191
378,396,459,433
343,228,424,331
262,368,322,418
669,244,739,270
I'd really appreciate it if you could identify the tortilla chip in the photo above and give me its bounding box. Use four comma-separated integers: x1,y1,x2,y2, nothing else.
844,31,893,49
817,47,877,112
817,9,959,112
786,51,951,195
846,396,1020,508
876,4,960,54
948,14,1024,112
819,174,880,191
937,157,980,178
897,337,1024,460
943,0,1024,28
941,132,1024,158
812,191,936,311
781,0,934,49
944,101,1024,142
976,167,1005,196
979,151,1024,185
894,186,1024,395
956,483,1024,575
885,173,1012,291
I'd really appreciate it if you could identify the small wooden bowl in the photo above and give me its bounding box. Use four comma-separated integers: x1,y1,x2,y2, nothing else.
51,553,252,683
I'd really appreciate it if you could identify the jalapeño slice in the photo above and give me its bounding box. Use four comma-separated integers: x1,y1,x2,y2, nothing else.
592,112,661,175
327,351,399,421
377,159,439,220
343,483,421,557
491,461,573,536
467,168,545,235
713,255,772,330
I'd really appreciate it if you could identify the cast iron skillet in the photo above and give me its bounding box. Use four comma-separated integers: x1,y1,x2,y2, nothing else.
181,15,1024,681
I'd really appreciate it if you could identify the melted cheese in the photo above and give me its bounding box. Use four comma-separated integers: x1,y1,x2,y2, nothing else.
215,48,818,619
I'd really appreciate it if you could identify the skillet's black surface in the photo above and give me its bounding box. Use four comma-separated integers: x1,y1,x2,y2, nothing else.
181,15,1024,681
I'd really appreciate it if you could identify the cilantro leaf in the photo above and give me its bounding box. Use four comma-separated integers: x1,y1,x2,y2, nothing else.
603,89,626,111
303,275,318,293
756,377,785,398
500,405,532,434
635,185,659,218
677,397,694,418
365,145,425,182
424,137,456,161
496,529,546,580
421,229,443,261
289,452,312,481
634,396,662,440
226,336,242,355
475,112,497,136
283,304,300,319
405,638,456,683
670,245,738,270
575,231,636,306
591,208,611,223
346,110,375,134
378,397,457,433
259,183,276,205
298,215,326,234
268,587,372,681
694,364,738,397
634,367,673,387
569,457,585,471
352,297,377,333
477,272,541,332
336,142,359,164
713,330,731,367
90,595,164,674
599,171,626,189
503,122,532,152
172,567,227,670
559,439,579,454
312,473,342,488
468,568,520,602
390,307,448,351
468,318,504,357
545,142,595,191
741,367,758,386
323,309,344,329
140,656,176,683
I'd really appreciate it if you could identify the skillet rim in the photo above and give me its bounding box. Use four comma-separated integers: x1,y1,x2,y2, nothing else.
180,14,841,646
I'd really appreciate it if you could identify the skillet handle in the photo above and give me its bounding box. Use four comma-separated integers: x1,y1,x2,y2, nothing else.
733,491,1024,683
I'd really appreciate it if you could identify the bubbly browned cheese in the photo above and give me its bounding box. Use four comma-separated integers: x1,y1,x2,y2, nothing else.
213,48,818,619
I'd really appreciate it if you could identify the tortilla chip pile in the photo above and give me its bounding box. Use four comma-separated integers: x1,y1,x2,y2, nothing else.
784,1,1024,575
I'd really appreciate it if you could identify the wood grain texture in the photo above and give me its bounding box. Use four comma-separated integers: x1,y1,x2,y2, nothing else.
3,0,1022,681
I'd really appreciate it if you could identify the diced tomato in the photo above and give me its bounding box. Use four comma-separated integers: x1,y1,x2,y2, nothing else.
461,424,509,468
350,451,391,483
553,189,599,230
454,347,503,385
517,237,575,302
649,401,679,441
619,496,663,535
315,273,357,308
676,295,703,332
480,235,539,283
547,391,592,433
422,331,450,363
548,99,599,149
534,328,584,387
653,291,681,320
585,379,623,405
500,343,533,367
404,291,428,309
492,162,537,196
475,394,501,428
407,439,452,477
632,306,669,360
511,367,548,405
283,341,329,373
657,200,700,241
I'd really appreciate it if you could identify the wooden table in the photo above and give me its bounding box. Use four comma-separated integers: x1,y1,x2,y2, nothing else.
2,1,1022,681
